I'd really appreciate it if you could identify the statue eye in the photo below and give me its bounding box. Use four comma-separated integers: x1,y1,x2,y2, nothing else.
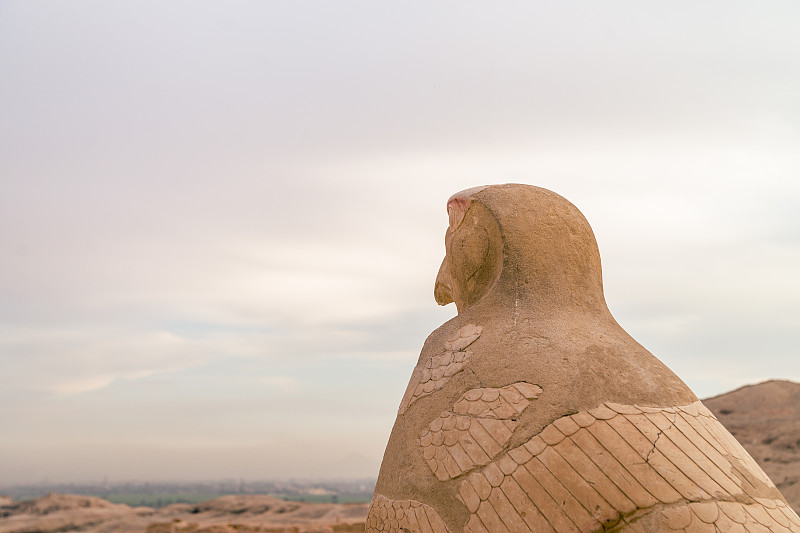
451,226,490,284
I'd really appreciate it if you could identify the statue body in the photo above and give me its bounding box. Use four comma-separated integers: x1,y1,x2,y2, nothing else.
367,185,800,532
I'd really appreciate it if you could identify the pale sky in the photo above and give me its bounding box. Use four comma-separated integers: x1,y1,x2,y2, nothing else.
1,1,799,484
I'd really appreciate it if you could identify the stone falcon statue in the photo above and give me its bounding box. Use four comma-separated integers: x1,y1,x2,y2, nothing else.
366,184,800,532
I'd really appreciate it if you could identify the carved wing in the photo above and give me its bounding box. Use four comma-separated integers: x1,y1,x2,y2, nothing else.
397,325,482,415
457,401,800,532
366,494,451,533
420,382,543,480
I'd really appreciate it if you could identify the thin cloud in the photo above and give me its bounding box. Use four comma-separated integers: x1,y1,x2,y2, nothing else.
257,375,300,393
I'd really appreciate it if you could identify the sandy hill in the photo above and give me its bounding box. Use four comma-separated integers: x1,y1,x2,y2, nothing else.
704,379,800,511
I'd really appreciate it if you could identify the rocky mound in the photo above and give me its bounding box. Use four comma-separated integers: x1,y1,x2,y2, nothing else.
184,495,302,516
1,493,131,516
704,379,800,511
0,493,152,533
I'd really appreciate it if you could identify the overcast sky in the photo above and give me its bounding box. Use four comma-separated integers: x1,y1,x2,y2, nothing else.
1,1,799,484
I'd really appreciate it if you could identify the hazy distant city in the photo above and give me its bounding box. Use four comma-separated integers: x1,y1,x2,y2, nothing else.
1,479,376,507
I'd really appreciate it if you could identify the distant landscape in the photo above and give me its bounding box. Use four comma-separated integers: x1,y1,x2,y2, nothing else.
2,380,799,533
1,479,375,508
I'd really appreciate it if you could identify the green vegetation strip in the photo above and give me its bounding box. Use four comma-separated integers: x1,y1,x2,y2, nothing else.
104,493,227,507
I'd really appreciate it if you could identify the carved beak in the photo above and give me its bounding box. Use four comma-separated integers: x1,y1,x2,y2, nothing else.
434,257,454,306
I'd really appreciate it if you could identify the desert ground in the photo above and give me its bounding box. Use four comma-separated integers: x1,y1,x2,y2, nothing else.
2,380,799,533
0,493,367,533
